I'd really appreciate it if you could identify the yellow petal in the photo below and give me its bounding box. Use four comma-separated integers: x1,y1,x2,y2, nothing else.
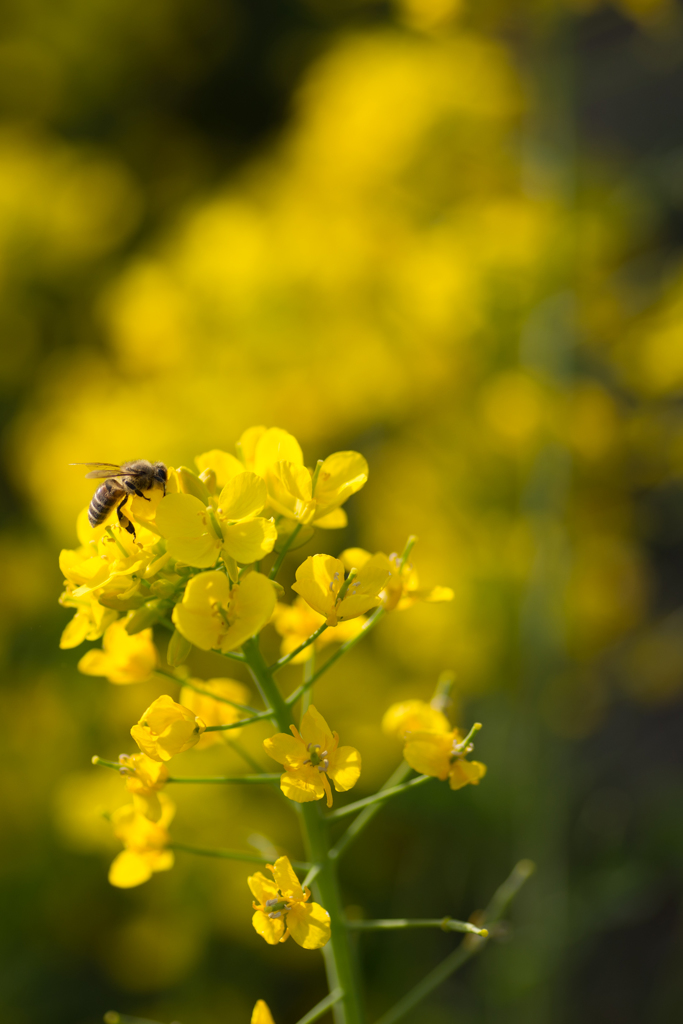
313,451,368,512
195,449,245,488
222,518,277,564
337,553,391,621
280,767,326,803
312,507,348,529
291,554,344,622
449,759,487,790
340,548,372,572
423,585,455,603
382,700,451,738
220,572,276,652
266,462,314,521
218,472,267,521
252,1000,276,1024
402,731,452,780
156,493,220,568
238,426,267,469
252,909,286,945
328,746,361,792
299,705,334,750
263,731,304,766
108,850,154,888
248,871,279,904
172,571,231,650
253,428,304,476
287,901,331,949
270,855,303,900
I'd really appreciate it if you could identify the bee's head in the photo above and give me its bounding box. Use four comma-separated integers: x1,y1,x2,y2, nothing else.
153,463,167,486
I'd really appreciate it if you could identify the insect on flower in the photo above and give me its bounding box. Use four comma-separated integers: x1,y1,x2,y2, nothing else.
73,460,167,540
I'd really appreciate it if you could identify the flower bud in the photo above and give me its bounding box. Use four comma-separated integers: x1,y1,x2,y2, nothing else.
124,599,171,635
166,627,192,667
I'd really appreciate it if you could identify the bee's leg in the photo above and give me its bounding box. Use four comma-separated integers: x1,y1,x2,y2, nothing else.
116,496,136,540
133,487,151,501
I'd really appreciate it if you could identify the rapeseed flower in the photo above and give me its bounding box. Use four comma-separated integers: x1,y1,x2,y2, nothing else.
382,699,450,738
292,553,390,626
264,705,361,807
179,677,251,748
341,547,454,610
117,752,169,820
248,855,330,948
173,570,276,652
266,449,368,528
130,694,206,762
271,597,365,663
108,792,175,888
403,726,486,791
77,615,157,683
198,428,367,528
59,589,117,649
155,471,277,568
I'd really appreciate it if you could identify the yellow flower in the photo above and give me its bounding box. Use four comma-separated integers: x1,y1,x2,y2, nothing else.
402,728,486,791
77,615,158,683
251,1001,276,1024
117,752,169,821
130,694,206,762
155,472,277,569
179,678,251,748
266,449,368,528
271,597,365,663
173,570,276,652
264,705,361,808
341,547,454,611
291,553,390,626
108,792,175,888
59,590,117,649
59,531,151,601
248,855,331,949
382,699,450,738
197,429,366,529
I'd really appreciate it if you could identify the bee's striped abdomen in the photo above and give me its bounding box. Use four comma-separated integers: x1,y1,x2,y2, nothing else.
88,480,122,527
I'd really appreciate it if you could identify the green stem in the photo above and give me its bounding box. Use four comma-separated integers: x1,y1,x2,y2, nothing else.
347,918,486,936
302,647,315,716
242,636,365,1024
329,761,413,862
167,774,281,784
287,607,385,707
204,708,275,731
169,841,309,871
372,860,536,1024
326,776,431,822
272,623,327,671
219,649,246,663
269,523,303,579
296,988,345,1024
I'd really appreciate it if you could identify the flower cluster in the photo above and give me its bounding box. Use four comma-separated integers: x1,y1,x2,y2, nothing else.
65,426,494,1024
58,427,369,667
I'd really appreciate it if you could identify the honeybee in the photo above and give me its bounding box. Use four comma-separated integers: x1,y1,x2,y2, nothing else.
74,460,167,540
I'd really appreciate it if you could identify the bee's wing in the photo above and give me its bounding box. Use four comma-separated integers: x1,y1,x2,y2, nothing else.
83,469,126,479
70,462,124,478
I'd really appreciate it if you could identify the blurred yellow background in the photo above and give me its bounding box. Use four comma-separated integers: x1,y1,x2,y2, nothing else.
2,0,683,1022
